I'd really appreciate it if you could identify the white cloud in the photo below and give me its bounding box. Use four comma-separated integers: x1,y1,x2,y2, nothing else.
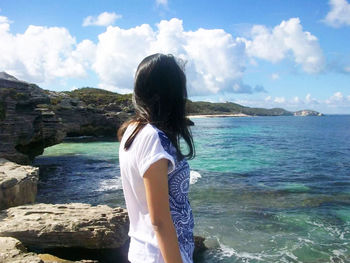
292,96,303,104
263,95,317,108
271,73,279,80
0,16,11,24
305,93,319,104
156,0,168,7
93,18,253,95
0,16,95,83
242,18,325,73
334,91,344,100
0,16,327,96
93,23,155,92
0,16,256,94
265,96,272,102
83,12,122,27
326,91,345,104
274,97,286,103
325,92,350,111
324,0,350,27
238,93,350,114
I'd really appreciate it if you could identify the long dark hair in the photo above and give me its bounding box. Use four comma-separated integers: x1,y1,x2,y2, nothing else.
117,53,195,160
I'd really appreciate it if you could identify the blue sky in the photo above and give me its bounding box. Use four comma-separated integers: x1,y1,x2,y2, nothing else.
1,0,350,113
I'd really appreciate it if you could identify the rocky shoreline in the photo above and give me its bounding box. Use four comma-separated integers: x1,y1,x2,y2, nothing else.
0,158,130,262
0,158,207,262
0,73,209,262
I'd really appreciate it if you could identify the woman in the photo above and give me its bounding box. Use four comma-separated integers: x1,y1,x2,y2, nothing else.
118,53,195,263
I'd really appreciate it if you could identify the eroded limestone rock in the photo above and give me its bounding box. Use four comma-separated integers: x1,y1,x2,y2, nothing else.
1,74,132,163
0,237,99,263
0,236,43,263
0,75,66,164
0,203,129,249
0,158,39,210
38,253,98,263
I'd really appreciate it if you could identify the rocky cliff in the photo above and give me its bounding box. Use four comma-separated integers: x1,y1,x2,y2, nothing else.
0,74,132,164
46,88,133,138
0,75,66,164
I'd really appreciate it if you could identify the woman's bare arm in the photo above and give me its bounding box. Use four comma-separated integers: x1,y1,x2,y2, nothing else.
143,158,183,263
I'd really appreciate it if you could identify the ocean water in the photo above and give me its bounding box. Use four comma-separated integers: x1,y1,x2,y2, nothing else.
34,115,350,263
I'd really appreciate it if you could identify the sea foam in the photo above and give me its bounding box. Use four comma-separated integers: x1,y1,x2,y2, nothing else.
218,242,264,261
97,177,122,192
190,170,201,184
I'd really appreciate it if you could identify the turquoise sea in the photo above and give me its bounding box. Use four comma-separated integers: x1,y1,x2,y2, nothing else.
34,115,350,263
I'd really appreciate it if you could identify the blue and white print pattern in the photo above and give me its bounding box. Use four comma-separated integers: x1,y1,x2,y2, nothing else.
157,130,195,262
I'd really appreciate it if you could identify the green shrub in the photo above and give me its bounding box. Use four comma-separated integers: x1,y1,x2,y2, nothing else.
14,92,29,100
50,97,62,105
64,87,132,108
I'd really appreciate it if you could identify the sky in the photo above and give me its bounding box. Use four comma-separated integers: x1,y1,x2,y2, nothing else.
0,0,350,114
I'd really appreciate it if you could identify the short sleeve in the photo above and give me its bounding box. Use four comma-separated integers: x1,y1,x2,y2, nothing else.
137,127,176,178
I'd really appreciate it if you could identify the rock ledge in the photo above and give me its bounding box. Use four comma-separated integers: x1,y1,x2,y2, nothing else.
0,158,39,210
0,203,129,249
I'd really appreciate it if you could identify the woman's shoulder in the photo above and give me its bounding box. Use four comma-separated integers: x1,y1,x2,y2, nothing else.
132,123,160,139
139,124,177,155
123,122,155,137
124,122,165,144
149,125,178,158
124,122,176,156
134,123,165,138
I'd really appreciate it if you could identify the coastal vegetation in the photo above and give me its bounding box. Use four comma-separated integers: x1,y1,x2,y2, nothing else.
47,87,296,116
186,100,293,116
62,87,132,109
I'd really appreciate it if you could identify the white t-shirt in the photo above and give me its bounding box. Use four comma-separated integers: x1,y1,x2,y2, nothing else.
119,122,194,263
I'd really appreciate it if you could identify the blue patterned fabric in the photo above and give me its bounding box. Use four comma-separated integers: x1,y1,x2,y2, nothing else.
157,130,195,262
